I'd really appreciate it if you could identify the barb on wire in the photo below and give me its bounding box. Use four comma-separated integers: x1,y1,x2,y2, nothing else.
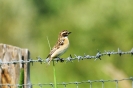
0,77,132,88
0,48,133,65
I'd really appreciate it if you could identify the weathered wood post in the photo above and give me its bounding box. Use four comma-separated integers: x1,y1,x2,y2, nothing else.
0,43,31,88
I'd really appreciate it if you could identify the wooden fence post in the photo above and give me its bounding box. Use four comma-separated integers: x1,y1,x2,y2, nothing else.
0,43,31,88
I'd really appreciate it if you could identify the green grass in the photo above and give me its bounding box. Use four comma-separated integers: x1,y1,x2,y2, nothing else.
18,68,24,88
53,61,57,88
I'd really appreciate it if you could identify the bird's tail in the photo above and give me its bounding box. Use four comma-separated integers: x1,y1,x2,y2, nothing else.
47,57,52,65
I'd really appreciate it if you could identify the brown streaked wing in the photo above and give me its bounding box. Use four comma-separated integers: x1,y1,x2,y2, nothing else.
46,45,60,58
59,39,65,45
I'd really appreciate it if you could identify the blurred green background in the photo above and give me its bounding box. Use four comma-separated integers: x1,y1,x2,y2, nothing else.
0,0,133,88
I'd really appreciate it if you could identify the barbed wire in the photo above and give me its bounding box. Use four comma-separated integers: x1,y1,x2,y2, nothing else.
0,77,133,88
0,48,133,65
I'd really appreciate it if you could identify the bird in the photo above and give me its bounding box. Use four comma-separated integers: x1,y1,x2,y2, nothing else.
46,30,71,65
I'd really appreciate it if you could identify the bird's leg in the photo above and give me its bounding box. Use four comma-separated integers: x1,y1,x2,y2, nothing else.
59,58,64,62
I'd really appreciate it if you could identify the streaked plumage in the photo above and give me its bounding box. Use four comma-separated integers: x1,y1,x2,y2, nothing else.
47,30,71,64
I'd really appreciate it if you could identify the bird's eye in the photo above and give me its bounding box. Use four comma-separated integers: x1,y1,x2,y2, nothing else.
62,32,68,36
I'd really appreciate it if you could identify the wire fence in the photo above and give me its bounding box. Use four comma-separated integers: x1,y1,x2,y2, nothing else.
0,77,133,88
0,48,133,88
0,48,133,65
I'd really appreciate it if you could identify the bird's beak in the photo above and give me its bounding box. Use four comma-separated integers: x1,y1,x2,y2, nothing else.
68,32,71,34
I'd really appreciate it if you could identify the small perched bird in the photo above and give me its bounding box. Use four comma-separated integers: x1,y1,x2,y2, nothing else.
46,30,71,64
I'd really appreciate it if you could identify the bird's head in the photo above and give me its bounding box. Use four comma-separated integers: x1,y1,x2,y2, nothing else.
60,30,71,37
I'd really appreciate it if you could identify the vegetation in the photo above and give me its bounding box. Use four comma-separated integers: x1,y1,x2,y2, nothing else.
0,0,133,87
